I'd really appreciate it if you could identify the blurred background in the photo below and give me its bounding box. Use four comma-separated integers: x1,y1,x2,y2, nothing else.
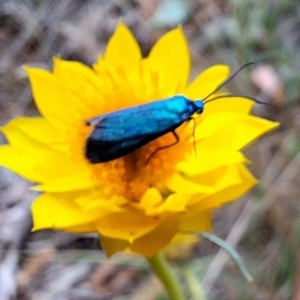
0,0,298,299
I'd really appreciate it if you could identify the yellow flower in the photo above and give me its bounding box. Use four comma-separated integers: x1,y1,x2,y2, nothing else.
0,23,278,257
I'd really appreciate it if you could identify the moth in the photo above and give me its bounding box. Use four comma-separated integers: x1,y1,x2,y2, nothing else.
85,63,264,163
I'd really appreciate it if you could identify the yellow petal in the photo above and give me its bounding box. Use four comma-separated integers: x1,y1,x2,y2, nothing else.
157,193,188,214
134,188,188,215
75,193,126,213
146,26,190,95
195,114,279,151
0,116,94,188
94,22,141,80
0,143,90,187
166,173,212,195
138,187,163,209
32,192,101,232
194,112,236,142
164,234,199,260
180,210,212,232
94,207,164,243
188,163,257,212
128,215,181,257
139,193,188,216
177,151,247,176
232,116,280,150
0,145,58,182
67,223,97,233
100,237,130,257
2,117,66,152
31,168,94,192
204,97,254,115
53,57,100,94
185,64,230,99
24,67,79,126
169,233,200,246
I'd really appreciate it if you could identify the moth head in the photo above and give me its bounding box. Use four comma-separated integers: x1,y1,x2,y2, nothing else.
194,99,204,114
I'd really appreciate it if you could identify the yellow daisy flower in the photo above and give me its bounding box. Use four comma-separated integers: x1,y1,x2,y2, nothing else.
0,23,278,257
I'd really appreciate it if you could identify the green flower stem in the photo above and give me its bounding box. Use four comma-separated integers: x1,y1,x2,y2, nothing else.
180,264,206,300
148,252,185,300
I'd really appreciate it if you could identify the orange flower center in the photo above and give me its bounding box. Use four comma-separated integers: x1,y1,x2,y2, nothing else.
84,123,192,201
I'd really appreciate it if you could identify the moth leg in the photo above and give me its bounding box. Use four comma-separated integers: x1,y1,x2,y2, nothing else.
146,130,179,164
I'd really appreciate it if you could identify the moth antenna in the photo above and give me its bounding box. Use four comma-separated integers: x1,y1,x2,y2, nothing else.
204,94,267,105
203,62,256,102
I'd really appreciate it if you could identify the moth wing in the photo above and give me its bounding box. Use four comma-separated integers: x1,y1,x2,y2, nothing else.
88,110,184,142
85,96,192,163
86,131,154,163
